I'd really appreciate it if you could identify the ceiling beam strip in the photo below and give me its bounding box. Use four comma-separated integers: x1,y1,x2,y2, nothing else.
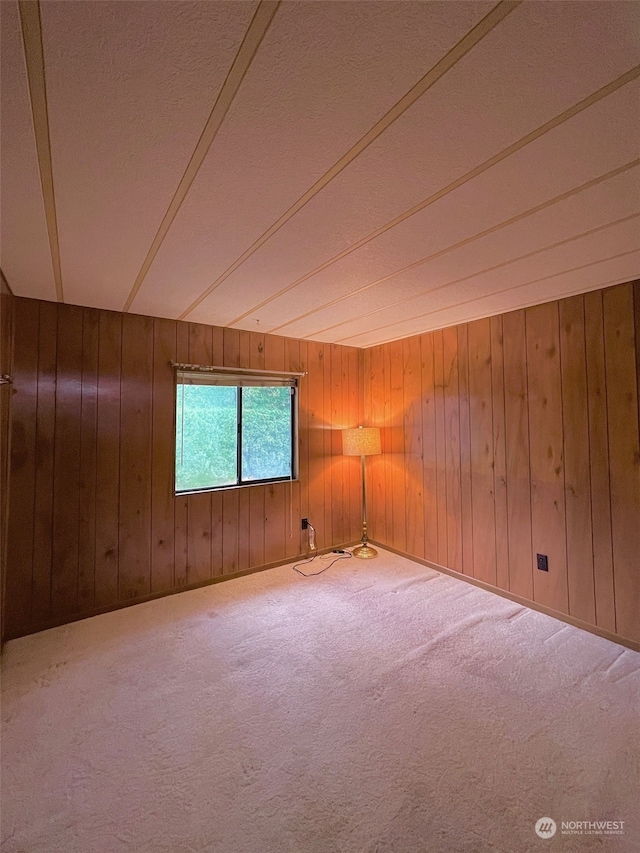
122,0,281,313
18,0,63,302
178,0,522,320
336,245,640,346
282,160,640,337
230,65,640,329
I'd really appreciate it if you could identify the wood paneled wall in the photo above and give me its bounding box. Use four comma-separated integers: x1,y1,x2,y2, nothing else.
1,273,14,645
364,281,640,645
5,298,363,639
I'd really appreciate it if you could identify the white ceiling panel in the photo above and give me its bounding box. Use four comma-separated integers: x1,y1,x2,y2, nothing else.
281,165,640,340
341,252,640,348
325,216,640,344
41,0,258,309
191,0,640,330
1,1,638,347
226,76,640,335
0,1,57,300
269,158,639,337
131,0,495,319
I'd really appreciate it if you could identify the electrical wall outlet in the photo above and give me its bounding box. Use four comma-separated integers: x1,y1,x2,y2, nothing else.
301,518,308,530
537,553,549,572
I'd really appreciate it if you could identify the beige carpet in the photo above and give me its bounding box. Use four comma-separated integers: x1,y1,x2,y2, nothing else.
1,549,638,853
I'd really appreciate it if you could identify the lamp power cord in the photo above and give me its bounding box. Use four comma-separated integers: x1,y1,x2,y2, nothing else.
292,549,353,577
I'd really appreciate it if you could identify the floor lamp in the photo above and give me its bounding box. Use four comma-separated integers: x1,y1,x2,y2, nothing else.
342,426,381,559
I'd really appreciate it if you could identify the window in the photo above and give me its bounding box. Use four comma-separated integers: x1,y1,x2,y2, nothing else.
175,367,298,494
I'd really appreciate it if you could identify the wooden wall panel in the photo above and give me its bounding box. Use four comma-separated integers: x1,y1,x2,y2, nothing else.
296,340,309,558
584,291,616,633
383,344,394,553
636,281,640,431
5,300,361,639
489,317,509,592
502,310,533,601
526,302,569,615
118,313,153,601
368,346,386,544
420,333,438,562
94,311,121,607
603,284,640,643
78,308,99,609
403,336,424,558
442,327,462,573
7,282,635,644
389,340,406,553
432,331,447,565
5,298,37,635
347,347,361,544
357,348,365,543
366,281,639,645
330,345,344,547
322,344,332,552
32,302,57,624
151,319,177,593
559,296,596,625
51,304,84,616
0,274,14,645
307,341,325,553
467,319,496,586
457,325,473,576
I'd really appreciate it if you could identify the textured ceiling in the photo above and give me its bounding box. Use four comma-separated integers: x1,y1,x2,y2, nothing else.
1,0,638,347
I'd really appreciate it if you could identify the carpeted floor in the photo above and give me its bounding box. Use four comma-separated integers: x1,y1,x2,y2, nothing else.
1,549,638,853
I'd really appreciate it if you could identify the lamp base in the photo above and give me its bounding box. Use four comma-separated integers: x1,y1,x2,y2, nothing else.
352,543,378,559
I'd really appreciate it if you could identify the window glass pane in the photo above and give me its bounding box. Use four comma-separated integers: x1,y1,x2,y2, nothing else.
176,384,237,491
241,386,292,482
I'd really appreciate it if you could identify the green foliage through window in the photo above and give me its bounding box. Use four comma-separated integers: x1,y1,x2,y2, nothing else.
175,377,295,493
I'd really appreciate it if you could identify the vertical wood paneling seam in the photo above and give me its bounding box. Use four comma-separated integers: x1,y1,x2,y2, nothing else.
555,302,570,613
636,282,640,440
490,324,497,582
32,304,42,623
402,341,408,552
92,313,100,603
443,340,448,566
523,310,533,595
442,337,448,566
581,297,597,624
173,323,178,586
463,327,474,573
493,321,510,591
433,329,449,563
419,336,426,555
489,330,496,583
501,328,510,590
149,322,156,591
116,317,124,601
75,310,84,607
440,330,449,563
462,332,472,572
151,318,156,586
601,297,617,632
45,303,55,618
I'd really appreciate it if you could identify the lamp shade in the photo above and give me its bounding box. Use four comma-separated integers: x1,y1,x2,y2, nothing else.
342,426,381,457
